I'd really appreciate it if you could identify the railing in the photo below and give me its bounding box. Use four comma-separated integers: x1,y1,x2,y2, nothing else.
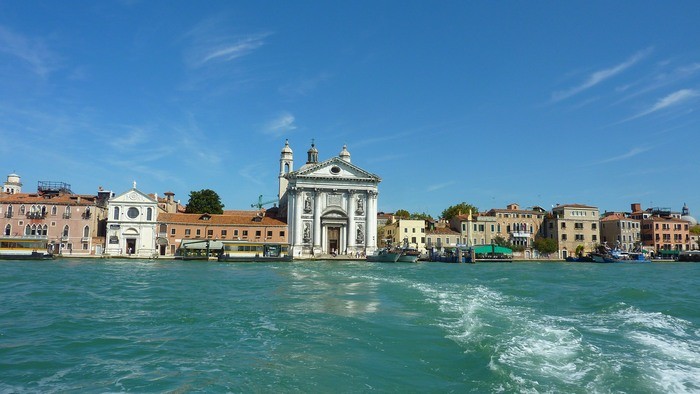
511,231,531,238
26,212,47,219
63,213,72,219
82,212,92,219
4,212,12,218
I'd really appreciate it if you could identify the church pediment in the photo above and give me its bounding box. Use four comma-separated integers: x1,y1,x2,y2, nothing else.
289,157,381,181
111,188,157,204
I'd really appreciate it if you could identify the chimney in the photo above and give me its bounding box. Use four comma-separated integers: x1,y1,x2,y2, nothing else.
631,203,641,213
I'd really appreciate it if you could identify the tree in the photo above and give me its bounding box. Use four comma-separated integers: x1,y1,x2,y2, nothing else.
441,202,479,220
410,212,434,221
492,235,525,252
394,209,410,219
185,189,224,214
533,236,558,256
575,244,585,257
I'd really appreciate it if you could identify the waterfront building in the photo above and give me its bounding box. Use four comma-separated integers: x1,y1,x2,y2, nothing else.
0,174,108,256
451,211,498,247
383,218,427,252
104,183,159,258
280,141,381,257
157,210,288,256
630,203,691,256
485,203,546,258
425,226,461,255
599,213,641,251
544,204,600,259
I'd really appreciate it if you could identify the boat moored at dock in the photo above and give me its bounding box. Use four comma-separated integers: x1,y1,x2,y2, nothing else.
0,236,53,260
366,248,401,262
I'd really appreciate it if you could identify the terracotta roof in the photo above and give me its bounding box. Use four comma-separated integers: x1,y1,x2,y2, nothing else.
427,227,460,235
158,212,287,226
553,204,597,209
0,192,97,206
601,214,638,222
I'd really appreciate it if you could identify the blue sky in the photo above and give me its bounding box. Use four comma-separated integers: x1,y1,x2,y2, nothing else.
1,1,699,218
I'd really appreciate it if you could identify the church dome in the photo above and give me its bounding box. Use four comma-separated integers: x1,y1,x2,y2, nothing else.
682,215,698,226
681,203,697,225
306,140,319,164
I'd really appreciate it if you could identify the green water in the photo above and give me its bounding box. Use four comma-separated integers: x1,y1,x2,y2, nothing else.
1,260,698,393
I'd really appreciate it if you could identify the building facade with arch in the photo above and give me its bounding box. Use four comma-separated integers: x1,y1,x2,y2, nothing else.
279,141,381,257
105,184,159,257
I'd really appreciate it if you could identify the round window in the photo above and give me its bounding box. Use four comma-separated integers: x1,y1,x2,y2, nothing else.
127,207,139,219
330,166,341,174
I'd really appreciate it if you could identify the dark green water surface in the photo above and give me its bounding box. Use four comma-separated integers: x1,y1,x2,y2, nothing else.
1,259,698,393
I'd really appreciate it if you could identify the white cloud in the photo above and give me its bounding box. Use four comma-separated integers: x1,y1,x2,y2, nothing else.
591,146,651,166
552,48,652,102
625,89,699,121
183,17,270,68
426,181,455,192
196,34,267,67
262,112,297,137
0,25,56,77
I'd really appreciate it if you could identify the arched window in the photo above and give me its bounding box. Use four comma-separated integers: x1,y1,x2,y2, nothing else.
114,207,120,220
25,225,31,235
30,225,37,235
51,206,57,215
63,225,69,237
42,224,48,236
147,207,153,221
159,224,167,233
83,226,90,238
7,205,13,216
20,205,25,214
4,224,11,236
284,163,290,173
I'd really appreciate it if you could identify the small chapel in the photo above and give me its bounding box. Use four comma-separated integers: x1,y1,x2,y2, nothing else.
278,140,381,257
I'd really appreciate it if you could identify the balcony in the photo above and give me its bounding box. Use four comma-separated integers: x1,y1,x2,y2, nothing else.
81,237,90,243
511,231,531,238
26,212,47,219
82,212,92,220
4,212,13,218
63,213,72,219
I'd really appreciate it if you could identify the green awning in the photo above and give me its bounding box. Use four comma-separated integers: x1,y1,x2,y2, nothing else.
658,249,680,255
471,244,513,255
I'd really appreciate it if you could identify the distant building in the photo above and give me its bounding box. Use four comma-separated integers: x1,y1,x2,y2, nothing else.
486,203,546,258
451,211,498,247
0,174,108,256
383,218,427,252
544,204,600,259
600,213,641,251
280,141,381,257
105,183,159,258
157,210,288,256
630,203,691,256
425,227,461,254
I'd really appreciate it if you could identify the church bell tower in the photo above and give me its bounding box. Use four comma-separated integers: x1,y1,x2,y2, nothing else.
279,139,294,204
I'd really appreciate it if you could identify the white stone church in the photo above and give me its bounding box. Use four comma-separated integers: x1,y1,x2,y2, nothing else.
279,140,381,258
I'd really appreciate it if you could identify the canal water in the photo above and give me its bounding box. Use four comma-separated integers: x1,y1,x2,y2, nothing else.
1,259,698,392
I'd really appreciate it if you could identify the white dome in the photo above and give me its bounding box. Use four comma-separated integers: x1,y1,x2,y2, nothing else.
682,215,698,226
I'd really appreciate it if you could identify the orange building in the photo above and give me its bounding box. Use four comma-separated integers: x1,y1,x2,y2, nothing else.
157,209,288,256
630,203,691,256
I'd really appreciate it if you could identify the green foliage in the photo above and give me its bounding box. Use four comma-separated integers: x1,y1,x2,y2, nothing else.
533,236,558,255
441,202,479,220
492,235,525,252
185,189,224,214
410,212,434,221
690,225,700,235
394,209,410,219
575,244,585,256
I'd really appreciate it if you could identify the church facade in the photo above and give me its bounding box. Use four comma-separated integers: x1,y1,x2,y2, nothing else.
105,183,159,257
279,141,381,257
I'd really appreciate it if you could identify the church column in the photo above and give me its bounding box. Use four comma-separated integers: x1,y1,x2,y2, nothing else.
366,190,378,251
313,188,322,252
347,190,356,251
293,188,303,249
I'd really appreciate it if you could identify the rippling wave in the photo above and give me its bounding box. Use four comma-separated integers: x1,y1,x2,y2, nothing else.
0,259,698,392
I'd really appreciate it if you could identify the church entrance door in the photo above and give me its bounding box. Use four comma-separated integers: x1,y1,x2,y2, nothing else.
327,227,340,254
